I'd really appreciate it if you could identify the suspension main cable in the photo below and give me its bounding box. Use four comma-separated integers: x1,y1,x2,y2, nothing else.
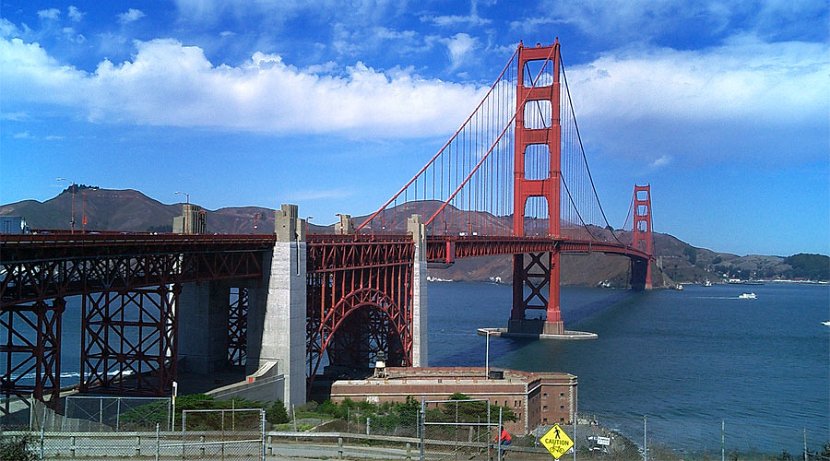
560,55,624,245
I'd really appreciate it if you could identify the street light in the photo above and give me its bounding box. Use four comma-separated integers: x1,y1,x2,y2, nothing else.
174,191,190,204
171,380,178,431
485,329,492,379
56,177,76,234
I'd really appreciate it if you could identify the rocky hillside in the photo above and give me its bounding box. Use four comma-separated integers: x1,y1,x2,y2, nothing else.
2,187,825,284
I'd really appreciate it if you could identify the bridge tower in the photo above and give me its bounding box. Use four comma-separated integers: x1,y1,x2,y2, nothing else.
510,40,564,335
630,185,654,290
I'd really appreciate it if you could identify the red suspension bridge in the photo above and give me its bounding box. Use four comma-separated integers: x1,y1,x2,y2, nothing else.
1,40,654,412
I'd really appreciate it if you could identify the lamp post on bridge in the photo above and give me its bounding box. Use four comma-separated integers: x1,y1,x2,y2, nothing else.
175,191,190,234
56,177,76,234
171,380,178,431
485,329,492,379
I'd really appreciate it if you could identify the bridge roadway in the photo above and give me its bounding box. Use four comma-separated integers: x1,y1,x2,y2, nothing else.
1,231,648,274
1,231,649,306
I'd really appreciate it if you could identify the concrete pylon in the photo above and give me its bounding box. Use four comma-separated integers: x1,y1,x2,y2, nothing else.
178,281,231,373
407,214,428,367
254,204,307,406
173,203,206,234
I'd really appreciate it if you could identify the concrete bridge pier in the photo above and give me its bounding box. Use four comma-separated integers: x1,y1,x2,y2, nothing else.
247,204,307,407
178,281,235,374
630,258,654,291
408,215,428,367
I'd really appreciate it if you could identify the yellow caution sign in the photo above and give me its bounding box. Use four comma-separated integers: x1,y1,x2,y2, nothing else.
540,423,574,459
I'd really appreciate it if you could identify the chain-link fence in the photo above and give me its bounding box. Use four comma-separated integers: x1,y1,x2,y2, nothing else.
565,412,830,461
180,408,265,460
63,395,172,431
1,400,267,460
419,398,497,461
4,397,828,461
0,395,172,432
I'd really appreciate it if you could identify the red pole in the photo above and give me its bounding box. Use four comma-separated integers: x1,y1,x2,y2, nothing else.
70,184,76,234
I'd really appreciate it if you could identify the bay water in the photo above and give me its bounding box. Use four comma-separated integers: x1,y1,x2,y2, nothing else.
8,281,828,454
428,281,830,455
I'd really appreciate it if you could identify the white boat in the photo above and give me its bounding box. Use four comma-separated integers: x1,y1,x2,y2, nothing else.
738,292,757,300
822,321,830,327
703,280,713,287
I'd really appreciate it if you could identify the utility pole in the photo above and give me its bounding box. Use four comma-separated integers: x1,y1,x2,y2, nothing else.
721,420,725,461
175,191,190,233
485,329,491,379
57,177,76,233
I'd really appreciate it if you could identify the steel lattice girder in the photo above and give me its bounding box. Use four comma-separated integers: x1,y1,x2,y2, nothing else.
1,251,264,308
306,238,414,381
511,252,552,320
0,298,64,414
80,285,178,396
227,288,248,366
425,236,650,263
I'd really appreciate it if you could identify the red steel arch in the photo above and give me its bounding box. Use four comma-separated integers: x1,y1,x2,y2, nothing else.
309,287,410,377
305,235,414,384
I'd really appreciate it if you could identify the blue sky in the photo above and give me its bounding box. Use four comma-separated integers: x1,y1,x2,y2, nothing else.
1,0,827,256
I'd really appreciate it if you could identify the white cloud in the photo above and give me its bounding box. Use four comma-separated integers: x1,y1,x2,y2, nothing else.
0,111,28,121
649,155,671,169
68,6,85,23
62,27,86,44
443,33,477,71
37,9,61,20
566,35,828,162
423,0,491,27
13,131,33,139
0,19,18,37
425,13,490,27
118,9,146,25
569,36,827,123
0,37,487,139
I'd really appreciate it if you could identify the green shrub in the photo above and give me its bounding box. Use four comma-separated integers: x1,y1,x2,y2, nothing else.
0,434,37,461
267,400,290,424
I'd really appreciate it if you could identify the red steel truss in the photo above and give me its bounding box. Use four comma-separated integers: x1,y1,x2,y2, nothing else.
1,234,270,306
1,233,269,407
80,286,177,395
1,299,64,413
227,287,248,366
306,235,414,383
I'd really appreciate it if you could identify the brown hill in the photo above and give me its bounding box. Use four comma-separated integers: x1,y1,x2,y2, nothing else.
0,188,806,284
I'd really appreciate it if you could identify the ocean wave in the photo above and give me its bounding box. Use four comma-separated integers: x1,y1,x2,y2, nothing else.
10,369,135,381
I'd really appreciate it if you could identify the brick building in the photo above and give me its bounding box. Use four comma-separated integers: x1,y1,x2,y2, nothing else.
329,367,577,435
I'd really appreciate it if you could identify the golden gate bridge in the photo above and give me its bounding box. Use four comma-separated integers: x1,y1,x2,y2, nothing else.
1,40,654,414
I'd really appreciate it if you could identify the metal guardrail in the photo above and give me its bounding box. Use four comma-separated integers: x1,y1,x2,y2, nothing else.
0,429,549,460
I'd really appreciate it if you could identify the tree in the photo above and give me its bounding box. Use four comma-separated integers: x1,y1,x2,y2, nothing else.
784,253,830,280
0,434,37,461
683,246,698,265
267,400,289,424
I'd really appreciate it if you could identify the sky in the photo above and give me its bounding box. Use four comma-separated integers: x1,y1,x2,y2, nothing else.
0,0,827,256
